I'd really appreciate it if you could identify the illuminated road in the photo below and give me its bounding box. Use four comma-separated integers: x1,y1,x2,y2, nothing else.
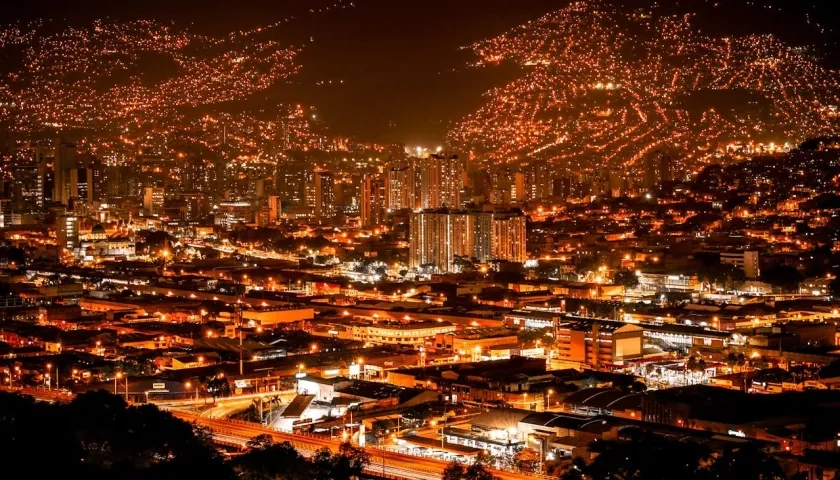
198,392,295,419
8,389,538,479
170,410,538,480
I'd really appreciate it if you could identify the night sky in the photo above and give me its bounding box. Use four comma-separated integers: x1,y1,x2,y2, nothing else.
2,0,838,146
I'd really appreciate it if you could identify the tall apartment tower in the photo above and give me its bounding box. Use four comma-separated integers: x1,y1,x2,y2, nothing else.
512,172,527,202
143,187,165,216
314,170,335,221
360,175,385,227
419,153,461,209
491,213,527,263
56,215,79,251
644,150,674,189
54,139,77,205
409,209,526,272
268,195,281,224
526,161,552,201
385,166,416,211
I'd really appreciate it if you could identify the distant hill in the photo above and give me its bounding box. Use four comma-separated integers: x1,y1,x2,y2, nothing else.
448,0,840,175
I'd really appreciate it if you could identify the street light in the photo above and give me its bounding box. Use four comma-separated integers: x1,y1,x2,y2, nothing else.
547,389,554,410
186,381,198,400
115,372,122,395
430,419,446,449
46,363,52,391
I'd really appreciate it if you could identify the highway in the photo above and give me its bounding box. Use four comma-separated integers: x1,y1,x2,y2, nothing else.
8,388,539,480
170,410,538,480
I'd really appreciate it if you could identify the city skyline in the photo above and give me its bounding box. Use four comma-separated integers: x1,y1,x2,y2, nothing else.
3,2,840,480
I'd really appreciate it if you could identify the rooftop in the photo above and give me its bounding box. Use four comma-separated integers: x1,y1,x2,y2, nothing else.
562,387,646,411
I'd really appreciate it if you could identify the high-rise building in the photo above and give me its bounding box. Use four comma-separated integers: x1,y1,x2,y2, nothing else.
54,139,77,205
410,210,482,272
69,167,94,204
491,167,512,205
491,212,528,264
553,177,572,198
526,161,552,201
512,172,526,202
361,175,385,227
105,165,134,199
56,215,79,251
644,150,674,189
268,195,281,224
216,201,252,229
314,170,335,221
720,250,760,279
12,163,42,212
143,187,165,216
177,192,208,220
409,209,526,272
419,153,461,209
33,146,51,206
385,166,415,211
277,160,308,205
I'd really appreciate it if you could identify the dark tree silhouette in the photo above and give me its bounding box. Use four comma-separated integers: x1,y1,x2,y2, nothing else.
441,460,499,480
234,435,312,480
562,429,711,480
708,445,786,480
0,391,374,480
0,390,231,480
760,264,804,293
613,269,640,289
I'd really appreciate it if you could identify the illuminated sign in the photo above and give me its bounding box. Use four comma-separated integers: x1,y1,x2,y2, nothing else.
728,430,746,438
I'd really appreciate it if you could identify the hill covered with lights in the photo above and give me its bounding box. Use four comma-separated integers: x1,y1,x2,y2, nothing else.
447,0,840,177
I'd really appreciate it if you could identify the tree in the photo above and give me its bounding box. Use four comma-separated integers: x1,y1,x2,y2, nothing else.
760,264,804,293
726,353,746,372
235,436,311,480
707,445,785,480
442,461,466,480
512,447,541,473
441,460,499,480
0,390,232,480
613,269,640,290
517,327,554,348
464,463,499,480
830,276,840,299
206,376,231,400
311,443,370,480
698,263,746,292
686,356,698,371
750,356,770,370
563,429,711,480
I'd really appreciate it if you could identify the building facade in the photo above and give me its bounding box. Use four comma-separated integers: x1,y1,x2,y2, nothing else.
409,209,527,272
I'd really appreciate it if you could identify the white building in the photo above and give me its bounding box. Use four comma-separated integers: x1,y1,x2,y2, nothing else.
720,250,760,278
